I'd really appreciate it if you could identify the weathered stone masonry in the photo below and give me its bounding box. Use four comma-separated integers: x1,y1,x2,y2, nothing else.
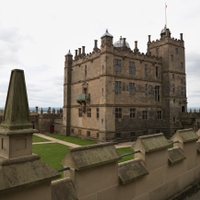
63,27,187,141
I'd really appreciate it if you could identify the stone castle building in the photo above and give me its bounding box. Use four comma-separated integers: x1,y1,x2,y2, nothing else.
63,27,187,141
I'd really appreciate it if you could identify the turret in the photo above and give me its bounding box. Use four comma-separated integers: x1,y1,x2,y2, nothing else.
160,26,171,39
101,29,113,51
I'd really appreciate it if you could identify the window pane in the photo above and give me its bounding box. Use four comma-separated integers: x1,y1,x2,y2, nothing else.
96,108,99,118
115,81,122,94
157,111,162,119
156,66,159,77
130,108,136,118
155,86,160,101
142,111,148,119
129,83,135,95
144,64,148,76
129,62,135,74
115,59,121,72
87,108,91,117
115,108,122,118
78,108,82,117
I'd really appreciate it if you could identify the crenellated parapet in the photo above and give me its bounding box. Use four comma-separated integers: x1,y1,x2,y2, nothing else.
61,129,200,200
113,46,162,64
72,39,101,65
148,33,184,49
72,49,101,66
70,29,164,68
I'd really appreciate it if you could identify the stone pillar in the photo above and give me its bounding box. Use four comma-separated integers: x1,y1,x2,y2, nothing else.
0,69,60,199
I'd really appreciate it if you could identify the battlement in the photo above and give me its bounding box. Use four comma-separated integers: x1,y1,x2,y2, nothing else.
29,107,62,116
62,129,200,200
149,35,184,49
70,42,162,67
67,30,165,67
113,46,162,63
180,110,200,118
72,48,101,66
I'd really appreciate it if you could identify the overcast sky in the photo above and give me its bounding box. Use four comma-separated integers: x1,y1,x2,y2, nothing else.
0,0,200,109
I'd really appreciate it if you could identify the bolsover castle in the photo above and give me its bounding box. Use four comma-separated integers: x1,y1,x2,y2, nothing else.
63,27,187,142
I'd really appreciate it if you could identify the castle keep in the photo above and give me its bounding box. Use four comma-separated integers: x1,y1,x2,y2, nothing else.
63,27,187,141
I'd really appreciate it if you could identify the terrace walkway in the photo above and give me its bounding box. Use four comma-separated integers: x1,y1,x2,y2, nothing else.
33,133,80,148
33,133,133,149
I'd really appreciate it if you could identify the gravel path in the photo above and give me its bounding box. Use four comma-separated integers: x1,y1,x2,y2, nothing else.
34,133,81,148
34,133,133,149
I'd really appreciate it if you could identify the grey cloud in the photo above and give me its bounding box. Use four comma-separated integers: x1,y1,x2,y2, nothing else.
0,27,22,66
186,53,200,77
0,25,32,67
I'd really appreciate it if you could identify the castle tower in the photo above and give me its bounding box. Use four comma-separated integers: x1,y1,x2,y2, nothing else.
148,27,187,137
63,51,73,135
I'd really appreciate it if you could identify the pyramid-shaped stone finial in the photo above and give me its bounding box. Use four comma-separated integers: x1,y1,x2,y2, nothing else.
1,69,32,131
0,69,60,199
0,69,38,159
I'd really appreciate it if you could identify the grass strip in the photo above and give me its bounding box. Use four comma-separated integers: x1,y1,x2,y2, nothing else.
32,135,50,143
32,143,69,170
117,147,134,163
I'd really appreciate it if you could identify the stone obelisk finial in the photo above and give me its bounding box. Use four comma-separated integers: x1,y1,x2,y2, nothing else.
1,69,32,130
0,69,38,159
0,69,60,199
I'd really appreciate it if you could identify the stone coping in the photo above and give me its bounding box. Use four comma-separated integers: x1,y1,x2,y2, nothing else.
0,154,40,166
175,129,198,143
118,158,149,185
0,128,38,135
168,147,186,165
62,143,121,171
52,178,77,200
0,158,60,195
139,133,169,153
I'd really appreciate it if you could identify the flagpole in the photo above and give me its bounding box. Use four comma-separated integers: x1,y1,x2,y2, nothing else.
165,3,167,28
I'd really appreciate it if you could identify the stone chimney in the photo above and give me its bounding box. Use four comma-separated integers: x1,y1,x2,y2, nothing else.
93,39,99,52
82,46,86,56
134,41,139,53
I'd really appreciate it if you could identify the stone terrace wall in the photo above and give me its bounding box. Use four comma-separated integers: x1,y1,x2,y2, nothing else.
61,129,200,200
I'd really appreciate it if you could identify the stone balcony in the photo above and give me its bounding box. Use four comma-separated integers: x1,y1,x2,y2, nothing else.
76,93,90,104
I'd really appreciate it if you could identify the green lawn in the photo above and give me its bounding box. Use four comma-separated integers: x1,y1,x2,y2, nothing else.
32,143,69,170
45,133,96,146
117,147,134,163
32,143,133,179
32,135,50,143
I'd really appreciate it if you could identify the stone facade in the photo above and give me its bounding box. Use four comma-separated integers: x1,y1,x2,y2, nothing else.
63,27,187,141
